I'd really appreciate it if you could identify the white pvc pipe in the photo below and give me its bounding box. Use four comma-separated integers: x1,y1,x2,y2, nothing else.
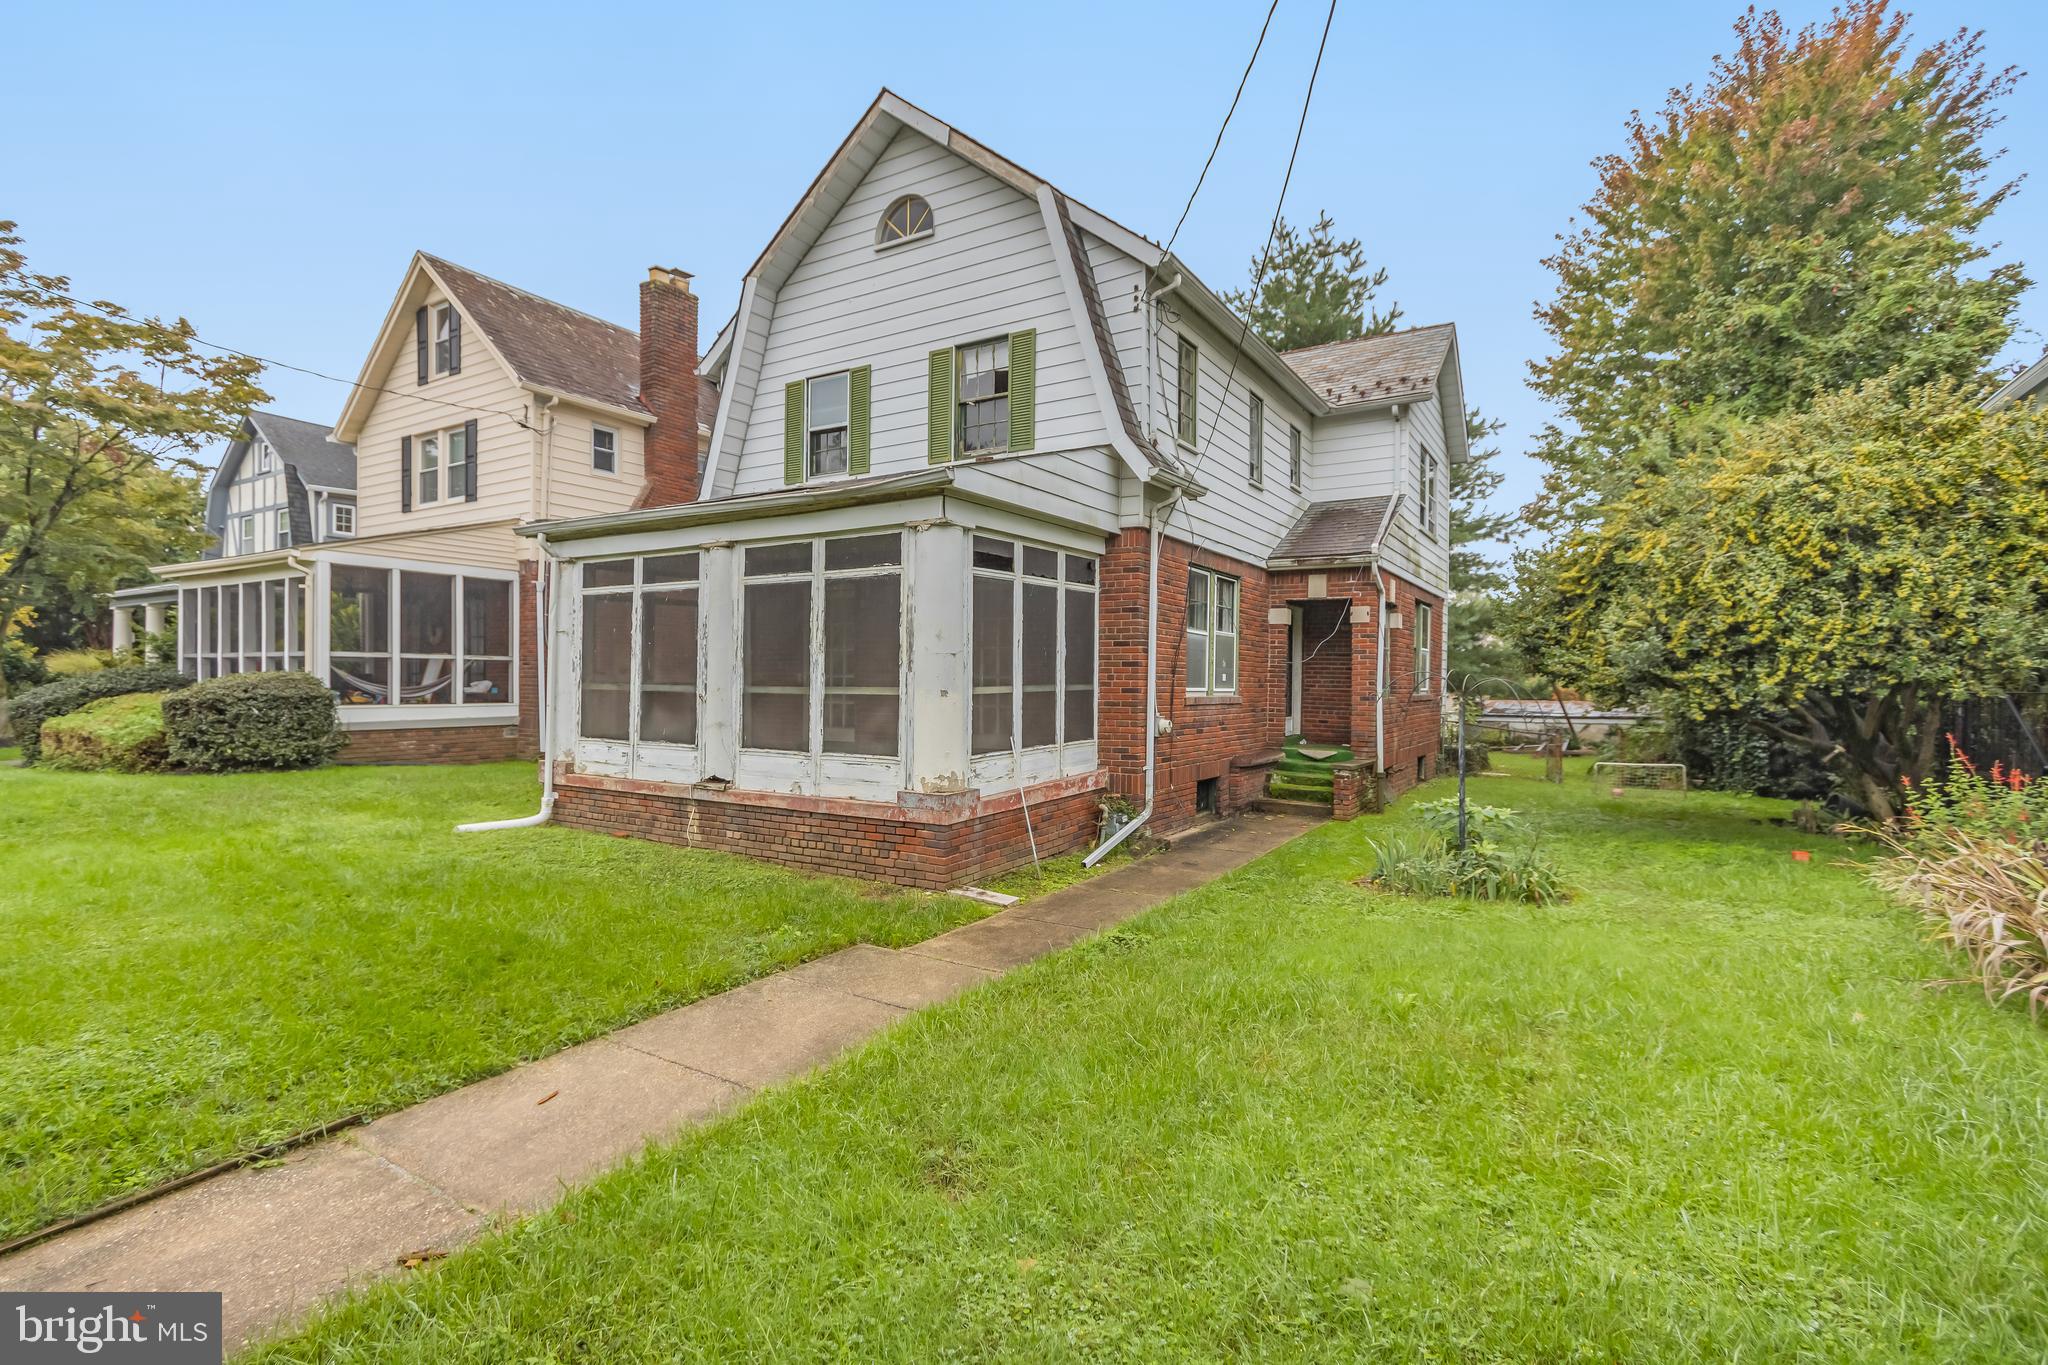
1085,491,1175,866
458,534,557,833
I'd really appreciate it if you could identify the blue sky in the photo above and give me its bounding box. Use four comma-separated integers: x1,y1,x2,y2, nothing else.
11,0,2044,538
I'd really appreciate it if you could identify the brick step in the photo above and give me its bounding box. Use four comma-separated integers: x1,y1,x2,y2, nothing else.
1266,777,1336,806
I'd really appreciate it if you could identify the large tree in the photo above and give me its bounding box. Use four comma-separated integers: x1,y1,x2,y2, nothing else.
1512,379,2048,819
1223,212,1402,351
0,221,263,690
1447,408,1540,694
1527,1,2026,527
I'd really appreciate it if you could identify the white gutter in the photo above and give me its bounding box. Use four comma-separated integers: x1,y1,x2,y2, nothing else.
458,533,558,832
1141,272,1184,449
1084,489,1178,866
1373,562,1392,783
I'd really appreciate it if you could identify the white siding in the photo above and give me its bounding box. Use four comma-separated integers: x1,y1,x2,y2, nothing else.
729,129,1110,495
221,440,291,555
542,401,647,522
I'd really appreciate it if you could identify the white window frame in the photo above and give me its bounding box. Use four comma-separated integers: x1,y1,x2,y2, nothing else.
413,426,468,508
1419,444,1440,539
737,533,904,761
1414,601,1434,694
1248,393,1265,488
576,552,703,750
176,573,307,680
1176,336,1199,448
330,502,355,537
1186,566,1239,696
276,507,291,546
806,372,851,480
591,426,617,475
955,338,1010,456
317,554,519,722
1289,423,1303,492
968,536,1098,761
236,513,256,554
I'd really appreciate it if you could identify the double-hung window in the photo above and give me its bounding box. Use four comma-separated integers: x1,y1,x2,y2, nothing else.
740,534,902,758
1176,336,1199,446
1289,424,1303,491
236,514,255,553
592,426,617,474
1248,393,1265,487
1413,601,1434,693
807,373,849,478
579,554,700,744
956,338,1009,455
970,537,1097,755
433,305,457,374
414,426,469,506
1418,445,1440,539
276,508,291,546
1186,567,1238,695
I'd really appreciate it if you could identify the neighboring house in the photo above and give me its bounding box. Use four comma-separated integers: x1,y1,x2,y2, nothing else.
110,253,708,762
521,91,1468,888
1985,347,2048,411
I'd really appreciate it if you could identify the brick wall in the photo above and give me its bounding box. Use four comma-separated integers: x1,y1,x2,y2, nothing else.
1099,530,1282,833
552,770,1106,889
1296,598,1352,746
1376,576,1447,802
334,565,542,766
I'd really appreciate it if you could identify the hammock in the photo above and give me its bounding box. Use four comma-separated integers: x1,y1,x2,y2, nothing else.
330,657,450,705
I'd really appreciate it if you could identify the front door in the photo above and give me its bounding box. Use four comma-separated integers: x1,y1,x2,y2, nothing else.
1285,605,1303,736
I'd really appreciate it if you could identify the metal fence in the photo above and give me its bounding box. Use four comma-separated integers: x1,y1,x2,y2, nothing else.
1944,694,2048,778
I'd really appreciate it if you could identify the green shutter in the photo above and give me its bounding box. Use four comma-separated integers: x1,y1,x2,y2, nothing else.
1006,328,1036,452
848,365,871,475
783,380,805,485
927,348,953,463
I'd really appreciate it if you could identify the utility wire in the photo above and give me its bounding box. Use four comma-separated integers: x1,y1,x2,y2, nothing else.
19,284,536,429
1160,0,1284,259
1193,0,1336,469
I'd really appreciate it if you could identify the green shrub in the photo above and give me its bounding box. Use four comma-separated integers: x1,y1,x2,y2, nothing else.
161,671,342,772
1365,835,1570,906
11,664,192,762
40,692,171,772
2,635,47,696
1414,796,1524,844
43,649,110,678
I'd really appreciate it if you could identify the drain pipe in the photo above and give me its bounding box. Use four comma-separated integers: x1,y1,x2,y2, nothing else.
458,533,558,832
1373,561,1392,783
1084,490,1177,866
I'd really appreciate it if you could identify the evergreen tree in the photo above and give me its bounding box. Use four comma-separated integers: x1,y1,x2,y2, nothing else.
1223,212,1402,351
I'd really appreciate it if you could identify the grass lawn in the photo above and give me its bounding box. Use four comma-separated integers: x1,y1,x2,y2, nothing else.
251,757,2048,1363
0,761,982,1241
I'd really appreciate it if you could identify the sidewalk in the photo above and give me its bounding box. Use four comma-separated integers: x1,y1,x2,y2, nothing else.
0,809,1319,1351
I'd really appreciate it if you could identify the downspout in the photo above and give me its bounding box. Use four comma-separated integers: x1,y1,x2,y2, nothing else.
1374,561,1391,784
458,532,558,832
1084,487,1179,866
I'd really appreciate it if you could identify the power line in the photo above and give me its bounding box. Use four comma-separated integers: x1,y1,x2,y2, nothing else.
1194,0,1337,467
1160,0,1283,259
19,284,535,430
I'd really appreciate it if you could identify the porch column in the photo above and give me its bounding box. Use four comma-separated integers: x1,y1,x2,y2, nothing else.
906,522,969,792
697,544,740,782
142,602,167,660
111,606,136,654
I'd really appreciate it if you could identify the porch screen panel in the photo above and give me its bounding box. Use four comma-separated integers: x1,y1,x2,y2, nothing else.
742,580,811,751
462,578,513,705
1020,581,1058,748
220,586,241,675
179,588,197,677
266,579,287,667
239,582,262,669
330,565,391,704
288,577,305,666
398,572,456,704
580,593,632,740
640,589,698,744
1064,574,1095,743
822,574,899,756
971,574,1014,755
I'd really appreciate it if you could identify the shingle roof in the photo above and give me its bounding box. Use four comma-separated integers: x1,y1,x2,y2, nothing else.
423,254,645,415
1270,496,1394,564
1281,323,1455,409
247,410,354,490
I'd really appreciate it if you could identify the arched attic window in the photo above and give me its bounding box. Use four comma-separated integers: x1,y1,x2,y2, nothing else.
876,195,934,248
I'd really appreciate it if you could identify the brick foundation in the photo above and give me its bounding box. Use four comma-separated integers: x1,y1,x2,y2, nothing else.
551,769,1108,889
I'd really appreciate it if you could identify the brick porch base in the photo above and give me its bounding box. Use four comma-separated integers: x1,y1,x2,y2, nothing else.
551,769,1109,889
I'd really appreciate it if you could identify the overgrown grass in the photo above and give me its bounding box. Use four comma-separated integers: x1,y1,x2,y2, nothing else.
0,762,982,1239
253,758,2048,1361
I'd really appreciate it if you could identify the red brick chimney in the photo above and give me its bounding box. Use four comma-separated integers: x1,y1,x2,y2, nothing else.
638,266,700,507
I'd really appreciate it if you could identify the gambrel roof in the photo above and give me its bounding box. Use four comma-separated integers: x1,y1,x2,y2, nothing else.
1986,348,2048,411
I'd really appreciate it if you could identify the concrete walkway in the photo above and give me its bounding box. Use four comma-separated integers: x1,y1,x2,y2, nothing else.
0,809,1319,1351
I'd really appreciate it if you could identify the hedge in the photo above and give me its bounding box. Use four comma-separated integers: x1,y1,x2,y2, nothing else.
41,692,172,772
10,664,192,762
161,671,343,772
